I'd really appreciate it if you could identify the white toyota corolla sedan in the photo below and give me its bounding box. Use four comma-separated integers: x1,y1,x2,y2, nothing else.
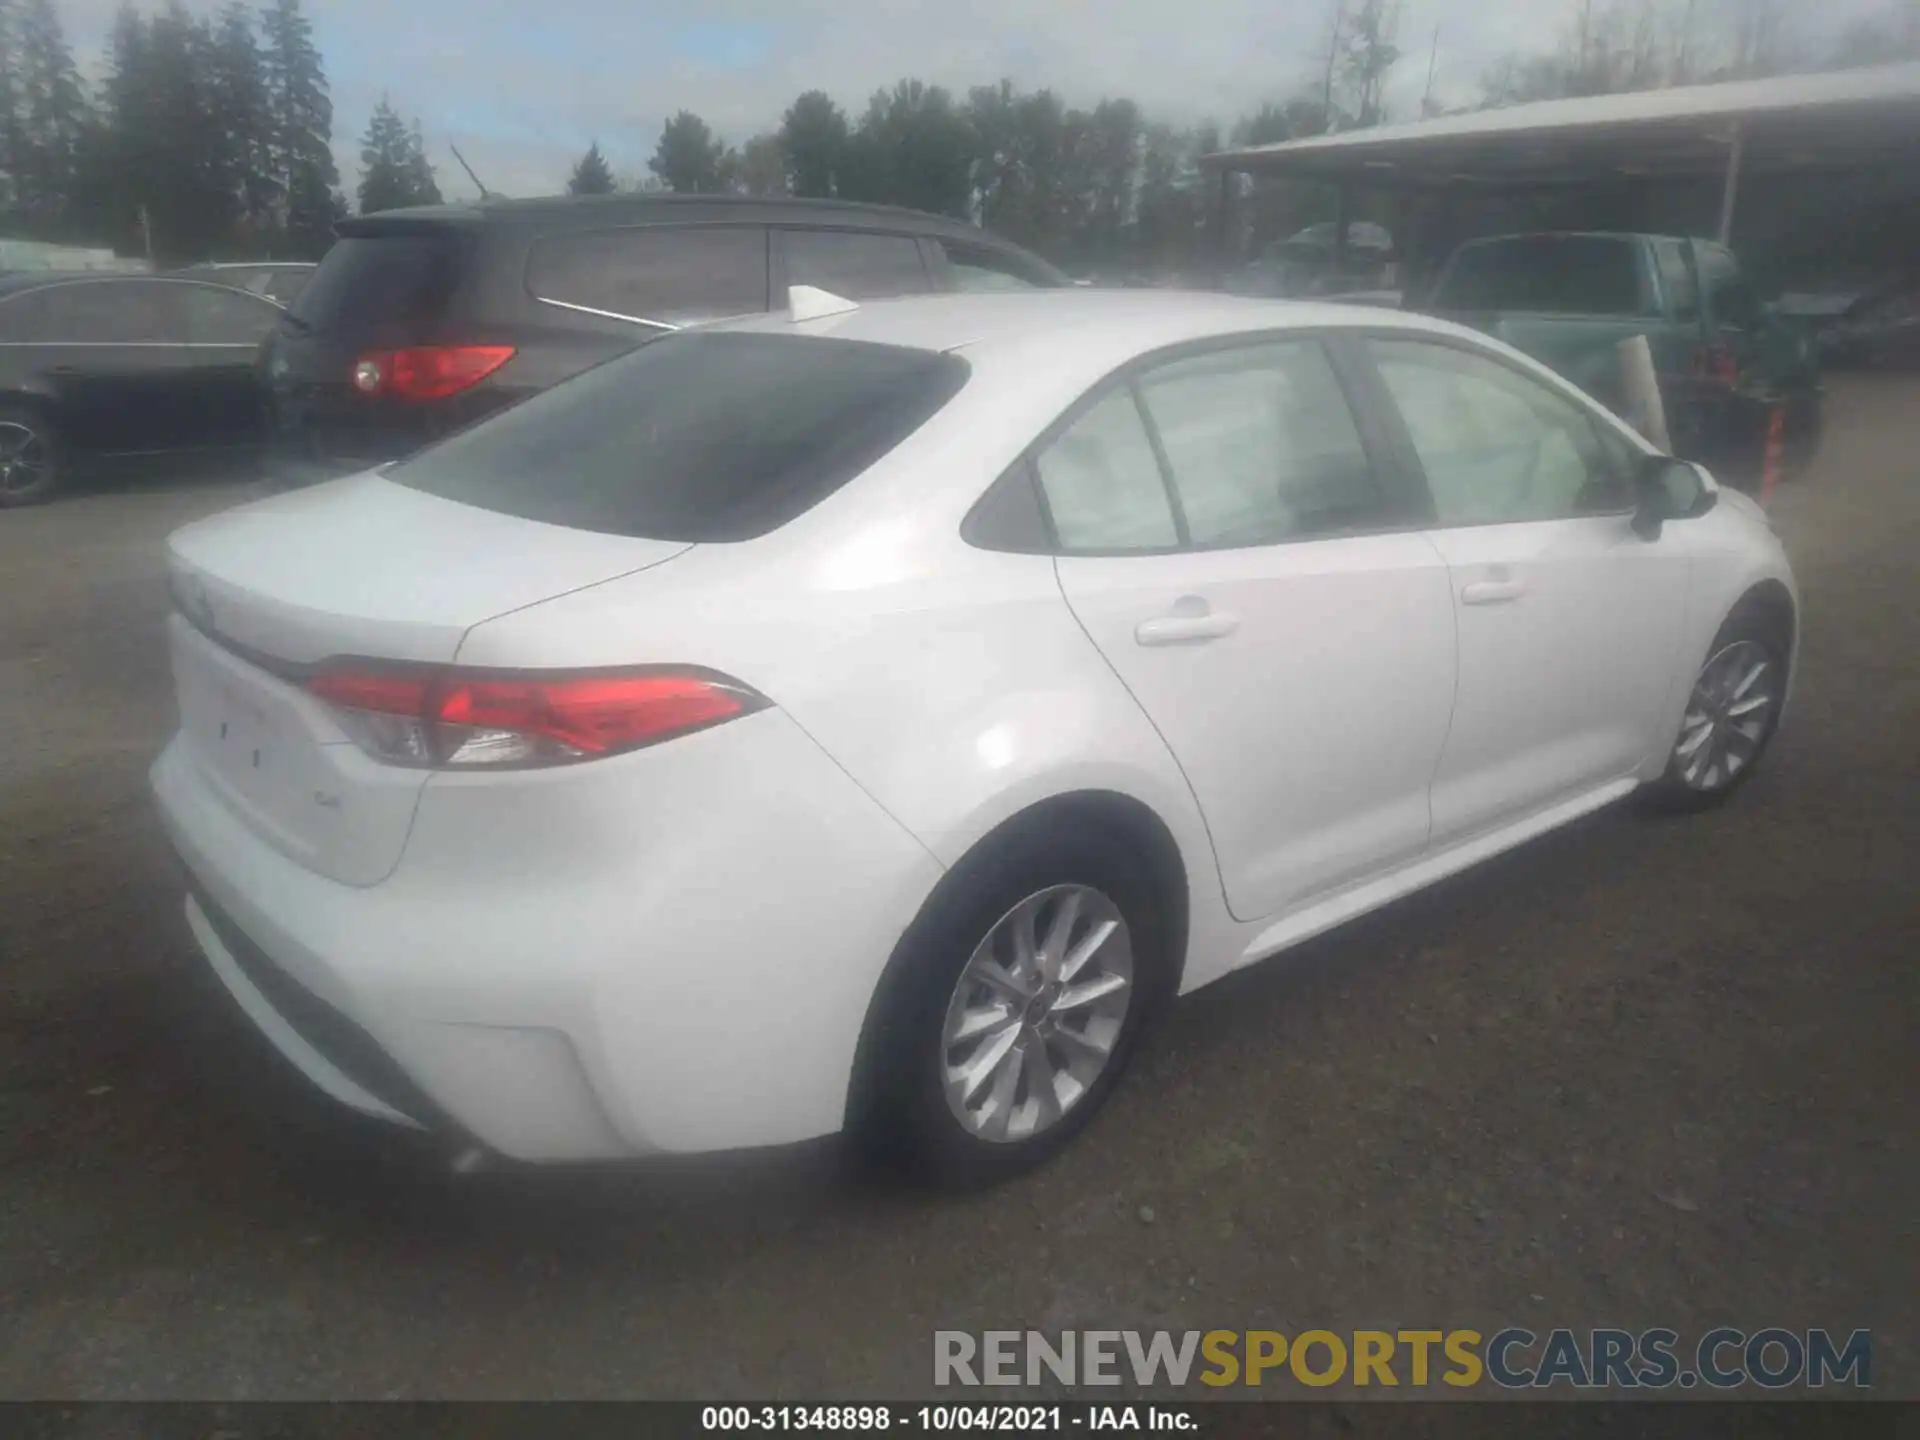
153,287,1798,1186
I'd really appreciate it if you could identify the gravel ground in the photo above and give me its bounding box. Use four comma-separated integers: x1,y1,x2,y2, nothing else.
0,383,1914,1401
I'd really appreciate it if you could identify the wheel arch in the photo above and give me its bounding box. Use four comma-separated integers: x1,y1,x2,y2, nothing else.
1726,577,1799,683
844,787,1192,1132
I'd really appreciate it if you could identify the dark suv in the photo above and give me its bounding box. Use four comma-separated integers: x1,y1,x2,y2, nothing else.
262,194,1069,487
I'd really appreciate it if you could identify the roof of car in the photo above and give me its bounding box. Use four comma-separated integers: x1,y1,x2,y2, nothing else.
715,287,1472,361
176,261,317,271
0,271,228,296
347,192,1025,236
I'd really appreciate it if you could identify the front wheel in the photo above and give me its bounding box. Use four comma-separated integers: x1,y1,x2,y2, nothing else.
0,407,63,507
857,825,1171,1188
1644,615,1787,811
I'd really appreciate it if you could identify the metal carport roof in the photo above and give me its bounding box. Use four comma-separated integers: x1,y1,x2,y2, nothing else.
1202,61,1920,243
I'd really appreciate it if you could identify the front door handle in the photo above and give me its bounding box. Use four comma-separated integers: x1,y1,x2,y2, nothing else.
1461,578,1526,606
1135,610,1240,646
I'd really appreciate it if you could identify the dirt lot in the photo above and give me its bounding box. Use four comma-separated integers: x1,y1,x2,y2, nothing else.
1,383,1915,1401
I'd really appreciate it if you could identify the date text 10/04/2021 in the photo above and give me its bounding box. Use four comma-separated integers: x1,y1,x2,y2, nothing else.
702,1406,1195,1431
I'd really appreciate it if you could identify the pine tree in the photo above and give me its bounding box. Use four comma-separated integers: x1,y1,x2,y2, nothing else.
567,139,614,195
261,0,337,256
356,97,409,213
403,117,440,205
0,1,22,218
211,2,276,250
13,0,87,234
649,111,728,193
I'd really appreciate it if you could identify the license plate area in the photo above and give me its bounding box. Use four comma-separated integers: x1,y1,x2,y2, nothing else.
166,614,433,886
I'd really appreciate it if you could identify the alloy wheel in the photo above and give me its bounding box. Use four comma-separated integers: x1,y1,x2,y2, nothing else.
0,421,50,498
1673,639,1778,793
939,884,1134,1144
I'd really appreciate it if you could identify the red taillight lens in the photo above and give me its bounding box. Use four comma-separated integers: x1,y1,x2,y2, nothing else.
1692,341,1739,386
306,665,764,767
350,345,515,402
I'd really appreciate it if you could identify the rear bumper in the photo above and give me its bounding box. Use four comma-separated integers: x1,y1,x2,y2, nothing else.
152,708,945,1162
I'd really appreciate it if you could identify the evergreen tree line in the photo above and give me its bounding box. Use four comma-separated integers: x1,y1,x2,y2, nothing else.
0,0,347,261
0,0,1914,270
565,0,1919,276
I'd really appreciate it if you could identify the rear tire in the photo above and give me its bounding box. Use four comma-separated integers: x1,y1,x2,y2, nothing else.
856,822,1173,1189
1643,609,1787,812
0,406,63,508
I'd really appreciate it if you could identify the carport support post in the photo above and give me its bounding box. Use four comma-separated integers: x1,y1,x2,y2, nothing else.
1716,121,1744,246
1333,181,1352,283
1212,165,1233,287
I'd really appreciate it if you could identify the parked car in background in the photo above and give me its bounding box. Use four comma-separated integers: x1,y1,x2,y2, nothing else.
173,262,318,308
1229,222,1398,301
1420,231,1823,484
0,273,284,506
260,194,1070,490
1821,278,1920,370
156,289,1797,1185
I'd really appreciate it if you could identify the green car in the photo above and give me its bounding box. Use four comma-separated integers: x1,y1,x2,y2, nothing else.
1421,231,1823,486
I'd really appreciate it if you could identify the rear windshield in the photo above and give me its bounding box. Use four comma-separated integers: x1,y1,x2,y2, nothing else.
1433,236,1650,316
386,331,970,541
287,232,467,342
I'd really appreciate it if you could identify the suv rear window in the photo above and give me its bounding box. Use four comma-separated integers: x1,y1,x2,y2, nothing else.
288,233,467,342
1433,236,1651,316
386,332,969,541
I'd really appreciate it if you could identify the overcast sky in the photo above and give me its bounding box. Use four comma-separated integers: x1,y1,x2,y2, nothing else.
62,0,1897,201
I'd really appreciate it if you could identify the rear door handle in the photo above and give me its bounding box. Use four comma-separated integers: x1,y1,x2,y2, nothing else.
1135,611,1240,646
1460,579,1526,605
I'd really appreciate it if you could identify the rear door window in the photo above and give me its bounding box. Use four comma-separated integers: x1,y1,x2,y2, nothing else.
1136,341,1387,546
35,281,182,342
780,229,934,299
1433,236,1653,316
526,226,769,326
387,331,968,541
288,232,468,345
183,284,281,345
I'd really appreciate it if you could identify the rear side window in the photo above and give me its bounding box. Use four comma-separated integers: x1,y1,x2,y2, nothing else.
526,226,769,325
1653,240,1699,323
936,240,1046,293
387,332,968,541
1697,246,1761,331
1433,237,1652,316
288,233,467,343
1033,388,1179,552
262,270,311,306
781,229,933,299
183,284,280,344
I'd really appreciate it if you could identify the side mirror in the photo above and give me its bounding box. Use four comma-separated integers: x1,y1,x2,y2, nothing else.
1632,455,1717,540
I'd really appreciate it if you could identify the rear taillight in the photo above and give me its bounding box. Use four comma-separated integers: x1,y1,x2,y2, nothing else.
351,345,515,402
307,664,766,768
1692,341,1739,387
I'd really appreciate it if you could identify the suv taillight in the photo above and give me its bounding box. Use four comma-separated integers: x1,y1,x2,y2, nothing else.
351,345,515,402
1692,340,1739,387
307,664,767,768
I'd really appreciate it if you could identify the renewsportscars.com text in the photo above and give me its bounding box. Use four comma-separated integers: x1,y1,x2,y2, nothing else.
933,1328,1872,1391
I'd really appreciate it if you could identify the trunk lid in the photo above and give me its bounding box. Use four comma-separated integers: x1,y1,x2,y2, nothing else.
165,475,691,885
